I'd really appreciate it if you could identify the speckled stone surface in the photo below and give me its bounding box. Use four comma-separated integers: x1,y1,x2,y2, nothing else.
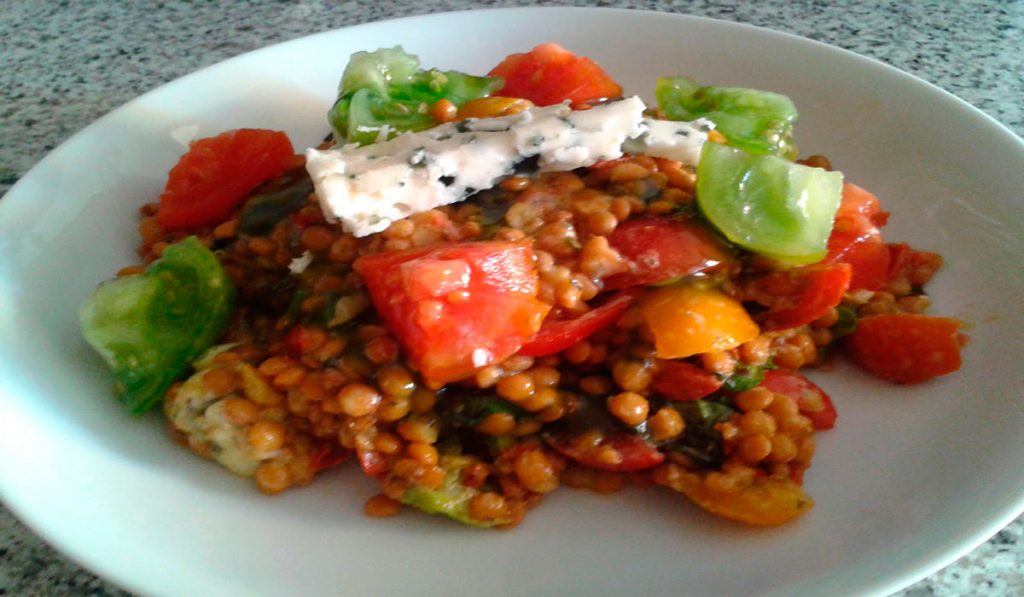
1,1,1021,595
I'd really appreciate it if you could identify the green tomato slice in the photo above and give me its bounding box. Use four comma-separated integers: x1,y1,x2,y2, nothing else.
339,46,420,96
696,142,843,264
656,76,798,159
330,47,502,145
79,236,235,414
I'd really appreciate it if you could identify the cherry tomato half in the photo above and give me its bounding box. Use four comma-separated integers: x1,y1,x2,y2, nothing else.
157,128,295,230
603,217,734,290
488,43,622,107
518,290,638,357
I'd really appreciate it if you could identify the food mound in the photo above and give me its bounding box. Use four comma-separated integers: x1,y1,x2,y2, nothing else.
79,44,965,528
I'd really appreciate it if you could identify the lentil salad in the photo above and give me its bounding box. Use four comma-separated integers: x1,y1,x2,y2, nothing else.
78,43,965,528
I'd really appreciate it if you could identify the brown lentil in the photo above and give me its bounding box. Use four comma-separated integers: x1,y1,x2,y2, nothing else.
612,360,653,392
337,384,382,418
468,492,510,521
221,397,259,425
738,434,773,463
254,461,292,494
607,392,650,426
475,412,516,436
648,407,685,441
735,387,774,412
738,411,777,437
397,415,439,444
497,373,535,402
514,450,559,494
247,420,287,453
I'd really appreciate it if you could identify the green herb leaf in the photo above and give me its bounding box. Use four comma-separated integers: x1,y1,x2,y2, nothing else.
719,362,769,393
329,47,502,145
831,305,858,338
441,392,525,429
667,399,735,468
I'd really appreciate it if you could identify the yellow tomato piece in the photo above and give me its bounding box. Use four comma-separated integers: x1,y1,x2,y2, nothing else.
642,285,759,359
655,464,813,526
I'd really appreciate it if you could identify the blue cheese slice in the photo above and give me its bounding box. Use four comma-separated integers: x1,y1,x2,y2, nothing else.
627,117,716,166
304,96,712,237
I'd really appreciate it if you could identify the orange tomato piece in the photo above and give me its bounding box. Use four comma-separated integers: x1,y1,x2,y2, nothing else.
654,464,813,526
642,285,759,359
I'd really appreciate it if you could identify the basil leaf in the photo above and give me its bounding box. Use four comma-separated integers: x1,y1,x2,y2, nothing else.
668,400,735,468
720,362,769,393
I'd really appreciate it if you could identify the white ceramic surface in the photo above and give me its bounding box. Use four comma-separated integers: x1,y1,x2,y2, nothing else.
1,8,1023,597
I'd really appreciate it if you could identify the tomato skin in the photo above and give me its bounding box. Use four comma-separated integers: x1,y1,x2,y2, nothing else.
488,43,623,107
750,263,852,331
845,314,963,384
760,369,837,430
545,430,665,472
603,218,734,289
157,129,295,230
518,290,638,357
825,183,891,291
651,361,723,402
309,444,349,474
354,241,550,386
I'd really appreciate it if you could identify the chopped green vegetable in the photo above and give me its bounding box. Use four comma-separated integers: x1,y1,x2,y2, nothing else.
329,46,503,145
237,170,314,236
79,237,235,414
441,392,524,429
668,400,734,468
696,142,843,264
720,362,769,393
401,455,512,528
831,305,858,338
655,76,799,159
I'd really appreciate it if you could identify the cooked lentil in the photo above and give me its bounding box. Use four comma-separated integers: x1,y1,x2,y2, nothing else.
116,112,958,529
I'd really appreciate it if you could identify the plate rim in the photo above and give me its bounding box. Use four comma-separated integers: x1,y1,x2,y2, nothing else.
1,6,1022,597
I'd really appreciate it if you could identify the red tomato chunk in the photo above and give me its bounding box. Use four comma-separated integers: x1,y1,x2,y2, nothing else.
518,290,638,357
845,313,963,384
650,361,723,402
488,43,623,108
760,369,837,430
354,241,550,386
825,183,890,292
603,217,734,289
751,263,852,331
157,128,294,230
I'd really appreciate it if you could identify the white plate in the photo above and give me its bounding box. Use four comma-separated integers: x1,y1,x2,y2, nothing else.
1,7,1023,597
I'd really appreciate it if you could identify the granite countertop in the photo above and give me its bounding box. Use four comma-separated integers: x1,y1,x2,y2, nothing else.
1,1,1021,595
